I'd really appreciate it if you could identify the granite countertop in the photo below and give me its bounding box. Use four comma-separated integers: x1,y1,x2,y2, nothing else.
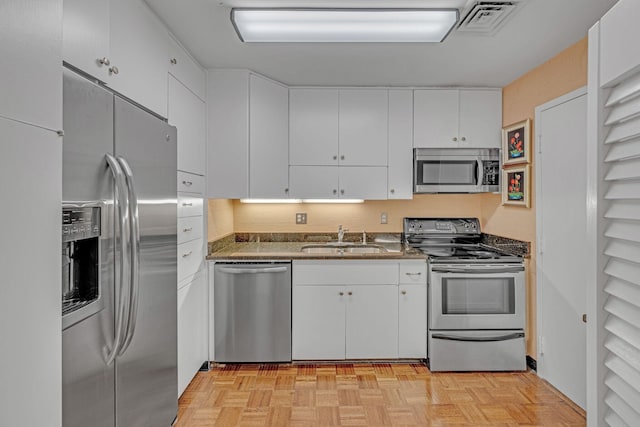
207,241,426,261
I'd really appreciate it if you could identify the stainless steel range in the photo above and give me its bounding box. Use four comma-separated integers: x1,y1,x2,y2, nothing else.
404,218,526,372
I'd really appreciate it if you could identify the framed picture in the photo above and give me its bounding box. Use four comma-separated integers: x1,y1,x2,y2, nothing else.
502,166,530,207
502,119,531,165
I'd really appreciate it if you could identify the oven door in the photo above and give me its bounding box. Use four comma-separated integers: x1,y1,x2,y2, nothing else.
429,264,525,330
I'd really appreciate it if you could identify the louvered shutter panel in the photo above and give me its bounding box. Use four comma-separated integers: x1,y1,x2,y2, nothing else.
601,70,640,427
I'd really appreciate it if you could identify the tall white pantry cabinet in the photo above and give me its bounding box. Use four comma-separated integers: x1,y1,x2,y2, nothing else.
0,1,64,427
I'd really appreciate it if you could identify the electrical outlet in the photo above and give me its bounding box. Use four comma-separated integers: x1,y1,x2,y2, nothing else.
380,212,388,224
296,213,307,224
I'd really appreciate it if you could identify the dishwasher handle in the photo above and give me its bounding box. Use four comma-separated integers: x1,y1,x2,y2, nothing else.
217,266,289,274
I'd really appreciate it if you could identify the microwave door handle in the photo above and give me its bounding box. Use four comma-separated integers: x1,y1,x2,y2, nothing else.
476,159,484,187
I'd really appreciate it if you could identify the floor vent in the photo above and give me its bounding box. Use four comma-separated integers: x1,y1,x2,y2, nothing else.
457,1,523,35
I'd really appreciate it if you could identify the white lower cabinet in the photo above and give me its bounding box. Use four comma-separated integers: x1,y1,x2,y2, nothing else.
292,260,425,360
177,272,207,397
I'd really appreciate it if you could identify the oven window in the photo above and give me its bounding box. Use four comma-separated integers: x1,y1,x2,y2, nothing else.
419,160,478,185
441,277,515,315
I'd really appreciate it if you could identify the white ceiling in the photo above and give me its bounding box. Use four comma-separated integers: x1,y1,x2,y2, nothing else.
145,0,618,87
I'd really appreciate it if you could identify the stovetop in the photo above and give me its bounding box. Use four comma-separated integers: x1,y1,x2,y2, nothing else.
403,218,523,264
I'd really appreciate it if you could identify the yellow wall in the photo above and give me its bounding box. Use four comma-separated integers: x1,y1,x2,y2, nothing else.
208,37,588,358
482,37,588,356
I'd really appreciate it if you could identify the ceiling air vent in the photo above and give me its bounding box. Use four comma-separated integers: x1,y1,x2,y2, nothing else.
457,1,523,35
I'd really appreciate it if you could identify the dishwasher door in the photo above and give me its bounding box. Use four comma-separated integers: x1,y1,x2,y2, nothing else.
214,262,292,363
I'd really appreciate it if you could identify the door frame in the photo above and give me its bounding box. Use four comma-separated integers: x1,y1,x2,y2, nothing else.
534,86,587,381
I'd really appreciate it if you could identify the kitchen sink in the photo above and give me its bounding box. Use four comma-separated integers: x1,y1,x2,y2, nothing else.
300,244,387,254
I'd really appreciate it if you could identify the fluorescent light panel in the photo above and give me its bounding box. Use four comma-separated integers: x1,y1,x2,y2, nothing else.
231,8,459,42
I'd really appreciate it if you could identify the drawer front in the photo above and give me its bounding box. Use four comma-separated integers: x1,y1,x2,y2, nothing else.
178,238,204,284
293,261,398,286
177,171,204,194
178,216,203,245
178,194,204,218
399,262,427,284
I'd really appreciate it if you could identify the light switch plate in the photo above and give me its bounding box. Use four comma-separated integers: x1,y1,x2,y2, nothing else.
380,212,388,224
296,213,307,224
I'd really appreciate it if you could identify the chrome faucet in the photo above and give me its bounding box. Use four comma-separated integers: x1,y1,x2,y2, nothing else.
362,230,367,244
337,225,348,244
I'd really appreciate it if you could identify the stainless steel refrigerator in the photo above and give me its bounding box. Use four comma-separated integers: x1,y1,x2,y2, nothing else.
62,68,178,427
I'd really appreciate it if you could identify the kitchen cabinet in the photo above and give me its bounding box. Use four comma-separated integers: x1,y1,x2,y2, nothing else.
207,70,289,198
339,90,388,166
387,90,414,199
1,0,62,130
177,272,208,397
289,166,387,200
167,34,206,101
63,0,111,82
168,75,206,175
414,89,502,148
109,0,170,118
177,173,205,287
292,261,400,360
398,262,427,359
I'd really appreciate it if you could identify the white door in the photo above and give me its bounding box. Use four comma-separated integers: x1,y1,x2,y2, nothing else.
536,88,587,409
398,284,427,358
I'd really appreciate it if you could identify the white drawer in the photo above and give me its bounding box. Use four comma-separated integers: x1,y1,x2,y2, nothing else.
177,171,204,195
293,261,398,286
178,216,203,245
178,194,203,218
399,262,427,284
178,238,204,284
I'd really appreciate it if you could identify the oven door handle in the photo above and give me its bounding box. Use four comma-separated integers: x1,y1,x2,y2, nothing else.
432,332,524,342
431,266,524,274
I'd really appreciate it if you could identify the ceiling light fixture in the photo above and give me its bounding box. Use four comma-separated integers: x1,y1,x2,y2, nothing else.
230,8,459,43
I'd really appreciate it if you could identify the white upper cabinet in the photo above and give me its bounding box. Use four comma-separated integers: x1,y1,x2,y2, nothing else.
109,0,170,118
207,70,289,199
600,0,640,86
339,90,388,166
1,0,62,130
289,89,339,166
414,89,501,148
387,90,414,199
289,166,339,199
249,75,290,198
339,167,387,200
63,0,111,82
168,75,206,175
289,166,387,200
167,34,206,101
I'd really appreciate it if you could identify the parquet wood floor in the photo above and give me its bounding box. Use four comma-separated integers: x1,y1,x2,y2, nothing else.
175,363,585,426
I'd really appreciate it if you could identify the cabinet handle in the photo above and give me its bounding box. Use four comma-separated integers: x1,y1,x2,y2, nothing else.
170,58,177,65
339,292,344,296
182,180,193,186
461,137,466,142
452,137,458,142
340,155,345,160
333,155,338,160
405,272,422,276
348,291,353,296
333,189,337,195
183,227,193,232
109,66,119,75
284,188,289,193
98,57,110,66
182,202,193,207
390,189,395,194
182,251,192,258
340,189,345,195
401,290,407,295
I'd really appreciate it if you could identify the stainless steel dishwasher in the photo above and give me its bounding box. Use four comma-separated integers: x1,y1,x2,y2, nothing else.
214,261,292,362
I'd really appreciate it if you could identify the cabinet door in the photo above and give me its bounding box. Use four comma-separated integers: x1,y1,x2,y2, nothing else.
346,285,398,359
339,90,388,166
398,284,427,359
600,0,640,86
177,274,208,397
168,75,206,175
109,0,169,117
250,75,290,198
63,0,110,82
387,90,413,199
167,34,206,101
289,166,339,199
1,0,62,130
413,90,459,148
292,286,346,360
459,89,502,148
289,89,339,166
339,166,387,200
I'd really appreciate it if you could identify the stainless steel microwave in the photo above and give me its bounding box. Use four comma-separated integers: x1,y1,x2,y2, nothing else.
413,148,501,193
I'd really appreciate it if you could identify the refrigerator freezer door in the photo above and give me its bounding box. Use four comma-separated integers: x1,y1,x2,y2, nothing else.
113,96,178,427
62,68,116,427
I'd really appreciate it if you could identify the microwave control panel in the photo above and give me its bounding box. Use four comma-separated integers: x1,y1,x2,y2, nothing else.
483,161,500,186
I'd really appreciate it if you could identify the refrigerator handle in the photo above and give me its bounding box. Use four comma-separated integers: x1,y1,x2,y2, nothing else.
116,156,141,356
104,154,131,365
